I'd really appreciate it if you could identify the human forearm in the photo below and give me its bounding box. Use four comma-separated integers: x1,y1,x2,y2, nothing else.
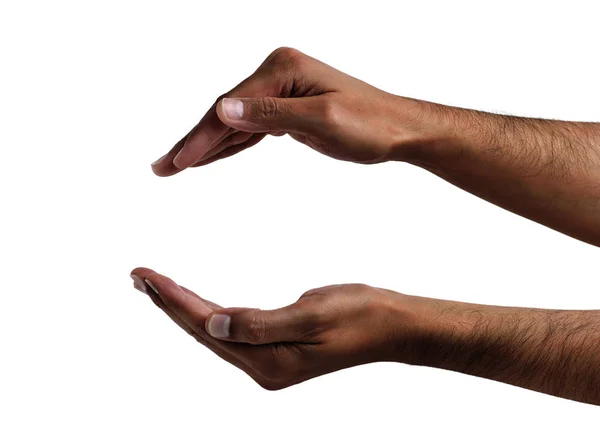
155,48,600,247
131,268,600,404
395,99,600,246
403,296,600,404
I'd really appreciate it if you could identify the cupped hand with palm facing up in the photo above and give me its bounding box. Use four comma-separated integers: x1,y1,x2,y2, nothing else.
130,268,429,390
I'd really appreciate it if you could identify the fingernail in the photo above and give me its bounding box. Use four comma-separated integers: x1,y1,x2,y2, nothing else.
221,98,243,120
207,314,231,338
145,279,159,295
151,154,166,167
130,274,147,294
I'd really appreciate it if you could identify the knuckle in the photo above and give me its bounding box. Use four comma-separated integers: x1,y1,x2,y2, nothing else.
266,47,306,77
301,286,329,298
257,97,280,121
245,313,267,344
269,47,301,65
346,283,372,293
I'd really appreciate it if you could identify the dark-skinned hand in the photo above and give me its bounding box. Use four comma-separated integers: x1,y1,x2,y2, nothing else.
130,267,425,390
150,47,435,175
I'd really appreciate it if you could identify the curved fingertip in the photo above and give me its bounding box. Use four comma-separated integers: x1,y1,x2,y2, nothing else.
130,266,155,277
151,150,185,177
151,160,181,177
130,267,157,294
129,268,178,297
151,154,167,167
149,132,193,176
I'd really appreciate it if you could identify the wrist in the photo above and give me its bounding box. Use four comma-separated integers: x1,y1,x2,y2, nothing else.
385,294,484,367
379,292,448,365
386,95,472,169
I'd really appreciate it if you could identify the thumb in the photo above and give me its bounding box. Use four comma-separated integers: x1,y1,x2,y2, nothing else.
205,304,315,345
216,96,319,133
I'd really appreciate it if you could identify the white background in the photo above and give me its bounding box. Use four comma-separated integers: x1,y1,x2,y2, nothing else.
1,0,599,441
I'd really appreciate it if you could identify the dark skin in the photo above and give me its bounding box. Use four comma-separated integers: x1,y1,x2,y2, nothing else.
131,268,600,404
135,48,600,405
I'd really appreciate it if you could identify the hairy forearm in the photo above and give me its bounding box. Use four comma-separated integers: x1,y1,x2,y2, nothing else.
401,296,600,404
395,98,600,246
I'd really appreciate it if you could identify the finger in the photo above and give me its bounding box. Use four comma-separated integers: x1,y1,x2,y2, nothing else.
179,285,223,311
130,267,214,334
135,270,263,359
190,130,254,166
131,269,201,337
205,304,319,345
190,133,265,168
131,268,290,384
216,96,325,134
149,126,238,177
142,271,213,324
129,269,265,382
150,132,191,177
132,268,223,311
171,102,236,170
